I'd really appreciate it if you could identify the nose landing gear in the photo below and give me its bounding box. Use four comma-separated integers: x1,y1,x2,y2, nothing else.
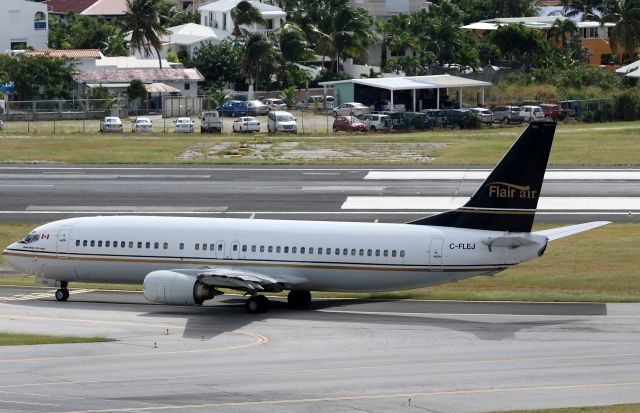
55,281,69,301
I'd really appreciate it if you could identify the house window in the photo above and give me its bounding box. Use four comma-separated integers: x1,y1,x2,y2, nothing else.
10,41,27,50
184,83,190,90
265,19,274,30
223,12,227,30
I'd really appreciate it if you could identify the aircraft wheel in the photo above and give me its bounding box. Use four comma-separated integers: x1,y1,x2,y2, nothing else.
245,295,269,314
287,290,311,308
55,289,69,301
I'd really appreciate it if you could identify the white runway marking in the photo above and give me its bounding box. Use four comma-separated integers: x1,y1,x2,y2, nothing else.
365,170,640,180
342,197,640,211
0,289,94,302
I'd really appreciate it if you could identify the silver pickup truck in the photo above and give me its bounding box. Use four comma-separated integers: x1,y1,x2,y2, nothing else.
200,111,223,133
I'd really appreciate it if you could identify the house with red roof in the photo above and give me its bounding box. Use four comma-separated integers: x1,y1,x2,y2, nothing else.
44,0,128,21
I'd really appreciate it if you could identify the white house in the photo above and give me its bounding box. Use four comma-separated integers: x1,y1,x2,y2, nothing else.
130,23,224,61
0,0,48,52
199,0,286,37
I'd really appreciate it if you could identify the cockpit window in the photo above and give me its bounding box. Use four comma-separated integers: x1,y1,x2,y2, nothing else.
19,234,40,244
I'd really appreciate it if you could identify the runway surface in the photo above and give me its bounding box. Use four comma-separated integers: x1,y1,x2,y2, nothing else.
0,286,639,412
1,164,639,223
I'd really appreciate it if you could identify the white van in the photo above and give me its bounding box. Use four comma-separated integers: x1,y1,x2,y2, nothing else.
200,110,222,133
519,105,545,122
267,111,297,133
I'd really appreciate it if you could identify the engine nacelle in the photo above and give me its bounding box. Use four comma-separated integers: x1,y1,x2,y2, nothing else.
143,270,217,305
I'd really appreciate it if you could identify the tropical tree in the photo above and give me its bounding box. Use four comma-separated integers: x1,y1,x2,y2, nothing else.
328,6,376,72
548,18,579,49
231,1,266,38
127,79,147,112
280,85,298,107
0,54,75,100
561,0,608,21
491,23,548,70
192,40,245,88
101,31,128,57
242,33,280,91
601,0,640,62
124,0,170,68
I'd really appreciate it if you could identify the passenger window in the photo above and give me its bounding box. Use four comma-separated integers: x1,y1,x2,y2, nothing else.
90,240,95,247
98,241,102,247
309,247,314,254
318,248,323,254
268,246,273,253
137,242,142,248
163,242,168,249
105,241,110,247
154,242,159,249
252,245,256,252
113,241,117,247
121,241,125,248
195,244,200,251
392,250,397,257
232,244,237,252
300,247,305,254
375,250,380,257
343,248,348,255
400,250,405,257
260,246,265,253
129,241,134,248
335,248,340,255
218,244,223,251
367,249,372,256
179,243,184,250
326,248,331,255
209,244,214,251
292,247,297,253
76,240,80,246
242,245,247,252
276,246,281,253
284,246,289,253
145,242,150,249
351,249,356,256
83,240,87,247
359,249,364,256
384,250,388,257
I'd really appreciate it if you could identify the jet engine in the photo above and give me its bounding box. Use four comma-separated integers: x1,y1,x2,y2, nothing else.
143,270,218,305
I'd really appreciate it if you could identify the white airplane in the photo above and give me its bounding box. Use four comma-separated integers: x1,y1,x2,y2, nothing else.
3,121,609,313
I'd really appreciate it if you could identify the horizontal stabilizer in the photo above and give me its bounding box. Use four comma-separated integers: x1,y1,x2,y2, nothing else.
533,221,610,241
482,235,543,251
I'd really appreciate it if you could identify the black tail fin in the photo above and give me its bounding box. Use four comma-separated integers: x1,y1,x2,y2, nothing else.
408,121,556,232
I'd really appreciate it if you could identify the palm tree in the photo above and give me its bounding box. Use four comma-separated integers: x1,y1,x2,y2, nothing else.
101,31,128,57
231,1,266,38
278,22,314,81
601,0,640,62
243,33,279,93
329,6,376,73
124,0,170,68
561,0,607,21
548,18,579,49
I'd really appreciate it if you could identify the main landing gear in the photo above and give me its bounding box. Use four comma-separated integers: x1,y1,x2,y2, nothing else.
55,281,69,301
244,290,313,314
245,295,269,314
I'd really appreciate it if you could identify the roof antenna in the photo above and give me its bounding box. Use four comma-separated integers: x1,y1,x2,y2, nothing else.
249,213,255,220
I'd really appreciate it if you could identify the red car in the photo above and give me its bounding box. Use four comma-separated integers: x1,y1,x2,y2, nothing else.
540,103,567,120
333,115,366,132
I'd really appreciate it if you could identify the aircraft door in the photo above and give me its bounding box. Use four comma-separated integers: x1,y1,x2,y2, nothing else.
231,241,240,260
429,238,444,270
56,225,73,259
216,240,226,259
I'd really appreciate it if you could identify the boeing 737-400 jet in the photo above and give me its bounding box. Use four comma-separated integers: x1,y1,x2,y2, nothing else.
3,121,609,313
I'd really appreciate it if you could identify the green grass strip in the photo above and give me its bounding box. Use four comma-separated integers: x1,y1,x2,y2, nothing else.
495,403,640,413
0,332,112,346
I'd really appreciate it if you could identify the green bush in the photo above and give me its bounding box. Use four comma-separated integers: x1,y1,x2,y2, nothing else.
614,89,640,121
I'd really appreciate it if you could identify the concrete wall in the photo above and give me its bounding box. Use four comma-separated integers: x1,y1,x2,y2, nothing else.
0,0,48,52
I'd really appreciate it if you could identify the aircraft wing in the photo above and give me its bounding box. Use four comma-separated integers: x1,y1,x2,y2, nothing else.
533,221,611,241
196,266,309,294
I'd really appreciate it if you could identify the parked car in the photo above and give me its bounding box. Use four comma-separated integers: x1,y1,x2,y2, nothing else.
174,117,194,133
267,111,297,133
492,106,521,123
261,98,287,111
373,100,391,111
333,115,366,132
99,116,123,133
469,107,494,125
358,113,393,131
233,116,261,133
297,95,335,110
422,109,449,127
246,100,270,116
200,110,222,133
131,117,152,133
443,109,475,128
519,105,545,122
540,103,567,120
333,102,369,117
218,100,249,117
